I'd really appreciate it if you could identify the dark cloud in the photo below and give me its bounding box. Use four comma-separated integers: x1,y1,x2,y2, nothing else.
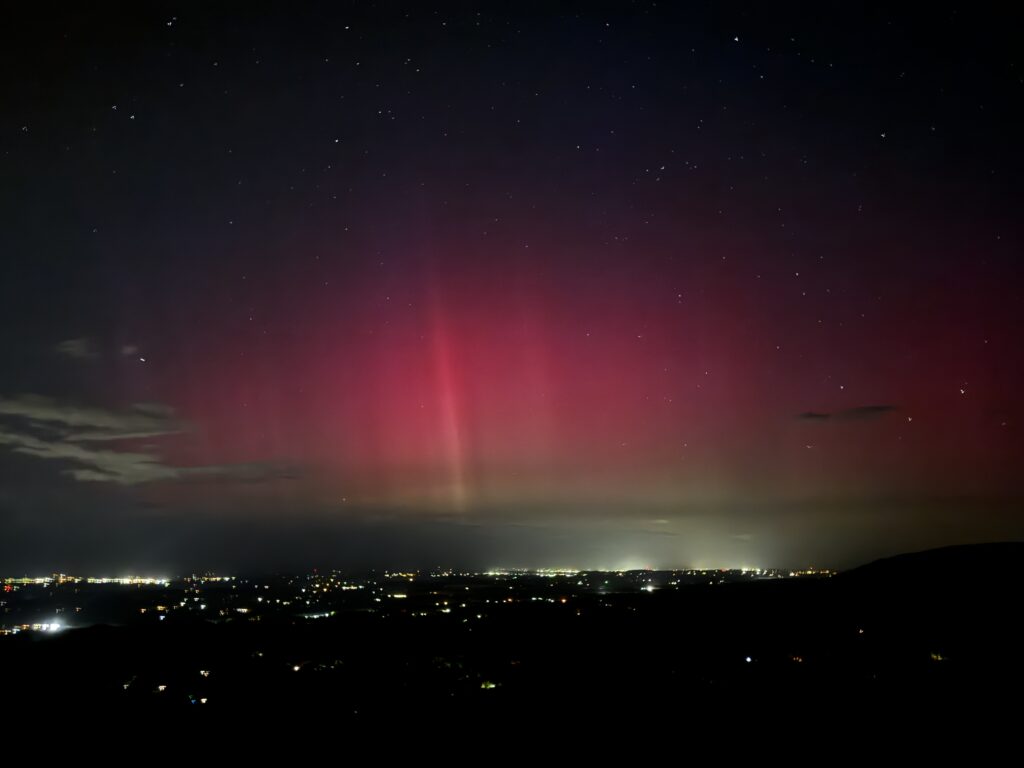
797,405,898,421
798,411,831,421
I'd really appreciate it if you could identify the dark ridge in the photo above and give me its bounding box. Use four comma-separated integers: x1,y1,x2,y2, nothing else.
840,541,1024,584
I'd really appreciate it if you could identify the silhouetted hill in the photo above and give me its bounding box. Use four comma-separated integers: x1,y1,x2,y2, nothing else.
840,542,1024,586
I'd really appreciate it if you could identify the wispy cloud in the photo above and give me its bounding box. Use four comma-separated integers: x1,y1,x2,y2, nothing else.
0,394,291,485
0,429,184,484
55,337,99,360
0,395,186,441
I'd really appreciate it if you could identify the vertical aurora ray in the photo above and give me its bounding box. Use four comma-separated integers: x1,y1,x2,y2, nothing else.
427,276,469,512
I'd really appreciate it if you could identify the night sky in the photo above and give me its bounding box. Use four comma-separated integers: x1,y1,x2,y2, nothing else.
2,2,1023,574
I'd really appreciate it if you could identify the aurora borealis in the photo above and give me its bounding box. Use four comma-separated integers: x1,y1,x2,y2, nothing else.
1,3,1022,572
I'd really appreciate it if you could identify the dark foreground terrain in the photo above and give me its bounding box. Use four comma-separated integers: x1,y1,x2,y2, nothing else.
3,543,1022,721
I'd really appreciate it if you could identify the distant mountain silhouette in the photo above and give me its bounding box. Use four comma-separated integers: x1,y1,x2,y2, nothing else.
839,541,1024,588
829,542,1024,670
